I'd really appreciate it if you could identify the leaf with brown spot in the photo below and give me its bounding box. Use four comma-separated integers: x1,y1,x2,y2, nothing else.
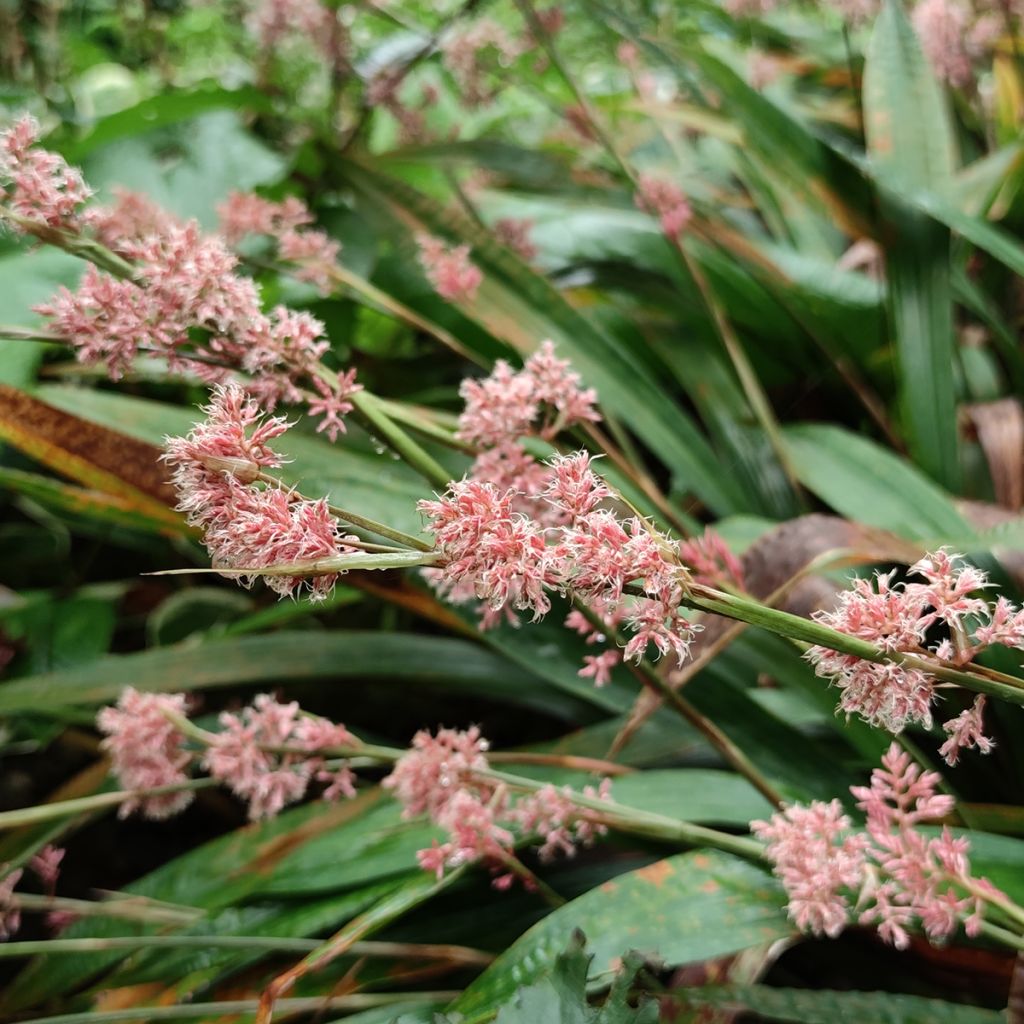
0,384,180,526
635,860,675,888
450,850,789,1022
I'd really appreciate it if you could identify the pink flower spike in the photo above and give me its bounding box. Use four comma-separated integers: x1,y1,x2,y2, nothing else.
201,694,356,820
96,689,195,820
545,451,611,519
912,0,976,87
0,868,23,940
635,174,692,240
578,649,620,688
416,234,483,303
939,696,994,766
493,217,538,263
753,800,867,938
307,370,362,442
30,845,65,893
382,726,491,820
0,115,91,232
164,384,357,601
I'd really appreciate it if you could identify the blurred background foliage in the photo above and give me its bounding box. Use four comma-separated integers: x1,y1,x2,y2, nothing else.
2,0,1024,1020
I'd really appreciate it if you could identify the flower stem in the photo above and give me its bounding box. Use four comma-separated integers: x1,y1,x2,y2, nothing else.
682,583,1024,705
569,596,785,809
349,388,452,489
476,766,764,861
0,779,216,829
0,934,492,964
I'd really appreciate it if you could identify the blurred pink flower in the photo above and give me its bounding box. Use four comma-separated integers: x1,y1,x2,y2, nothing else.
493,217,538,263
97,689,196,820
912,0,975,86
84,187,179,250
416,234,483,302
29,845,64,894
826,0,879,24
383,725,491,820
442,19,521,107
635,174,692,239
753,800,868,937
678,528,745,589
246,0,336,54
0,868,23,940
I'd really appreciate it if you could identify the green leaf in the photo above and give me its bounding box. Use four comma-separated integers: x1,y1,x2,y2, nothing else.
863,0,960,490
863,0,957,193
783,423,971,540
448,850,789,1023
80,111,283,228
339,160,748,516
683,985,1004,1024
586,770,773,826
0,247,85,386
54,84,274,163
0,631,588,721
489,934,657,1024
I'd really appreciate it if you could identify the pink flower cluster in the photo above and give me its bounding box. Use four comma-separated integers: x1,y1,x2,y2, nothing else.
97,687,359,821
911,0,1001,87
217,190,341,296
754,744,1003,949
245,0,336,56
203,694,357,819
97,689,196,819
83,187,178,251
0,846,64,941
164,383,359,600
421,451,700,669
36,218,346,419
807,550,1018,755
416,234,483,303
0,126,358,436
366,74,438,146
678,527,745,590
423,348,698,676
493,217,538,263
458,341,599,450
635,174,692,240
441,19,522,108
0,116,91,232
383,726,610,884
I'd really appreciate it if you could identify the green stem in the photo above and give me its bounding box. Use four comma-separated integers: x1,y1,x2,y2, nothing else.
349,388,452,489
375,396,478,455
477,766,764,860
683,583,1024,705
149,549,442,579
326,502,434,552
0,779,216,829
14,892,201,926
0,935,491,963
13,993,462,1024
977,919,1024,953
569,596,785,808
